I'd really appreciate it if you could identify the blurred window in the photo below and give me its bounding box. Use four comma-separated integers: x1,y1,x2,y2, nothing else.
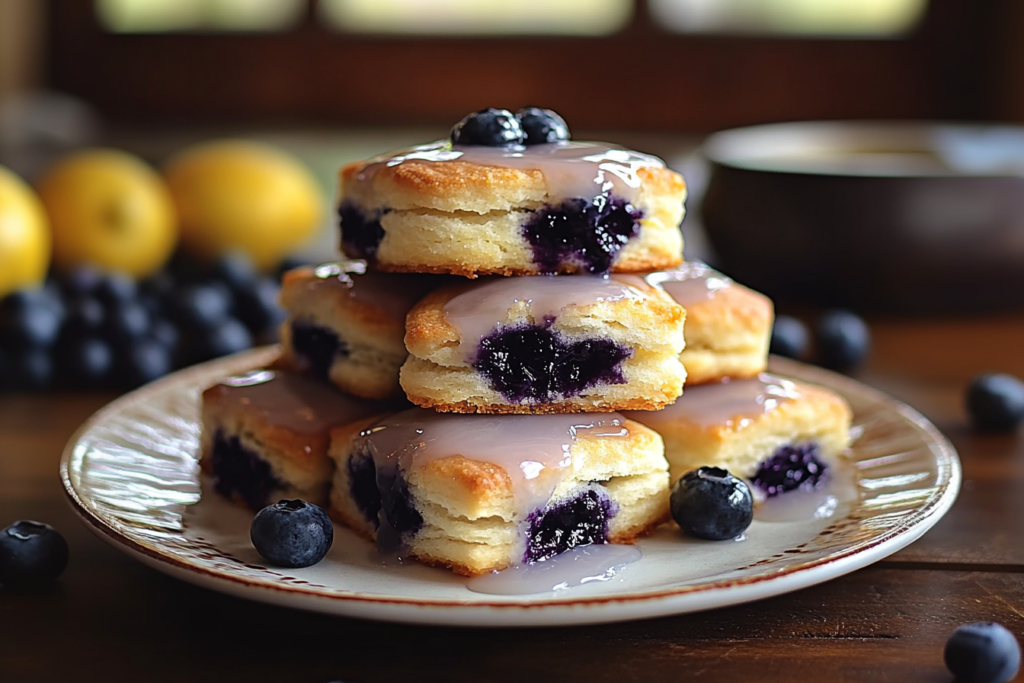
317,0,633,36
650,0,928,36
97,0,305,33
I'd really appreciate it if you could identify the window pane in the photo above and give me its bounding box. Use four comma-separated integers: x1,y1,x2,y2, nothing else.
319,0,632,36
97,0,305,33
650,0,928,36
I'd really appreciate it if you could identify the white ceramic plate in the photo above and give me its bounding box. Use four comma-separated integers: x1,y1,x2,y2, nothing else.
61,348,960,627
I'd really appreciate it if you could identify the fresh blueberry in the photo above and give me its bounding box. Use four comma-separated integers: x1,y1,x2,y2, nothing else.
169,284,233,331
57,336,114,387
815,310,870,372
670,466,753,541
0,520,69,588
61,297,105,336
9,348,53,391
967,374,1024,432
0,295,62,349
94,272,138,307
770,315,809,360
517,107,570,145
945,622,1020,683
191,318,253,362
118,339,173,387
236,278,284,336
450,108,525,147
60,266,103,297
105,300,151,344
212,251,258,293
250,499,334,568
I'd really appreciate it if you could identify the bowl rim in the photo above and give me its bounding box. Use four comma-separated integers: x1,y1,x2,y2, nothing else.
701,120,1024,179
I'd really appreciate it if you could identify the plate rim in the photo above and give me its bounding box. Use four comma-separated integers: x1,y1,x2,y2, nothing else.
60,348,962,626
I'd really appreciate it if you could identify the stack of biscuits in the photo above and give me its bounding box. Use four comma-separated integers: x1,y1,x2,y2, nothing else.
199,110,853,576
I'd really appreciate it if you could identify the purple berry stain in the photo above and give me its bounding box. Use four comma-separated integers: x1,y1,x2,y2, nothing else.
526,486,618,563
752,443,828,498
290,320,348,382
339,201,387,261
522,195,642,274
474,323,631,404
347,448,382,528
210,431,284,510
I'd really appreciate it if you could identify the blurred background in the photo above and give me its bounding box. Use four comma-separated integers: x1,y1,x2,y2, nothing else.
1,0,1023,391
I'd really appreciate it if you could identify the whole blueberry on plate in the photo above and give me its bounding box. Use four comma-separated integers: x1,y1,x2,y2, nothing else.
670,466,753,541
945,622,1020,683
770,314,809,360
517,107,570,145
967,373,1024,432
816,309,870,372
0,520,69,588
450,108,525,147
250,499,334,568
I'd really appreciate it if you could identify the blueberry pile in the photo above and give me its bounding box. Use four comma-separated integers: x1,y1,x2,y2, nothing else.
769,309,871,372
451,108,570,147
0,251,299,392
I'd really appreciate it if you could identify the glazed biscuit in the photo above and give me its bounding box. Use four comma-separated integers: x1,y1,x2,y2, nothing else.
328,409,670,576
278,261,440,400
647,263,773,385
400,274,686,413
625,374,852,499
338,140,686,277
199,368,400,511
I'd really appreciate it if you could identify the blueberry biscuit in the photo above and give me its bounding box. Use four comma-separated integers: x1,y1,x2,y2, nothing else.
338,109,686,277
328,408,670,576
400,274,686,413
278,261,439,400
647,263,773,386
199,368,399,510
625,374,852,499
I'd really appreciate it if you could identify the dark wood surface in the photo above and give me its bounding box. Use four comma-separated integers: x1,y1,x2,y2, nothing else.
2,315,1023,682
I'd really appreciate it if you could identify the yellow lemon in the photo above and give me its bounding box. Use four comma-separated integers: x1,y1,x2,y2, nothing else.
164,141,323,271
0,165,51,298
37,150,177,278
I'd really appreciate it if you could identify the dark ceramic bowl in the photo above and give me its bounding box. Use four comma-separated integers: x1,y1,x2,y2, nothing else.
700,121,1024,312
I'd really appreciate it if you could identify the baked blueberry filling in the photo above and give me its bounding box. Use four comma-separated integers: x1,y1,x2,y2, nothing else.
474,324,631,403
347,449,381,528
522,195,642,274
210,430,283,510
376,469,423,539
291,320,348,382
339,201,386,261
525,485,618,563
751,443,828,498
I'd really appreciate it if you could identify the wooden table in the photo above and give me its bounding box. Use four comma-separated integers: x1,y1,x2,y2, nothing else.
1,315,1022,683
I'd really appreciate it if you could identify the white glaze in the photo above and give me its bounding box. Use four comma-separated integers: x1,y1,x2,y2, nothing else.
442,273,646,358
646,262,733,307
309,260,431,320
356,140,665,204
627,374,802,431
209,369,380,435
361,408,629,518
466,544,642,595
